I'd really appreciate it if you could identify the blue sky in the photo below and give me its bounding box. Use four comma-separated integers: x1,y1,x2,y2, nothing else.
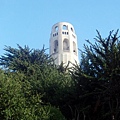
0,0,120,58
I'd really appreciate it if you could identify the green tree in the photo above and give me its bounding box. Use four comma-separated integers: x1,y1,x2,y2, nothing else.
0,45,70,119
71,30,120,120
0,69,66,120
0,45,53,74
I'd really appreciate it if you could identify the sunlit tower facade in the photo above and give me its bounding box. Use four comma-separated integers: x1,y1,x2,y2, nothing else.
49,22,79,67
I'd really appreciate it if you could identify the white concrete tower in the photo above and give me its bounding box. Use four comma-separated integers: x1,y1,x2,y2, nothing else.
49,22,79,67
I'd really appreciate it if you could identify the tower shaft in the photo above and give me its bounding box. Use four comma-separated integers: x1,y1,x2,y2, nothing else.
49,22,79,67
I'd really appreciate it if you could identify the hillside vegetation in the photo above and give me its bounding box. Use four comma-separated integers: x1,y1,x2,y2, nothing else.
0,30,120,120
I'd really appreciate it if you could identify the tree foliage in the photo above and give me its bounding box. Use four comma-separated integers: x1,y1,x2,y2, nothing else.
0,46,67,120
0,45,53,74
0,30,120,120
71,30,120,120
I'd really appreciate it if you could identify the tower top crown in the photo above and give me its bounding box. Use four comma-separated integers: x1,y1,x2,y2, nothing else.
51,22,75,34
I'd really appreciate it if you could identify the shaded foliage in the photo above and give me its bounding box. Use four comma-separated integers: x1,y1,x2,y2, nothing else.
0,46,67,120
0,30,120,120
71,30,120,120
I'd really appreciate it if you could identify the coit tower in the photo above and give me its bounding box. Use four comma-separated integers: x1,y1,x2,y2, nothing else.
49,22,79,67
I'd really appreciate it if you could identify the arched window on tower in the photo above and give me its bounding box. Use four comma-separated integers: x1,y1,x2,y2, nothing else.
73,41,77,55
63,39,69,51
55,26,58,31
62,25,68,30
54,40,58,53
